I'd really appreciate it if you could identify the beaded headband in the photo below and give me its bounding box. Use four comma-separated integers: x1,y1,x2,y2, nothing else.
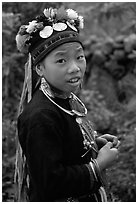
16,7,84,65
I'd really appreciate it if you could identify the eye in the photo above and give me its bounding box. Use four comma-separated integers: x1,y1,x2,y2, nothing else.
56,59,66,64
77,55,85,60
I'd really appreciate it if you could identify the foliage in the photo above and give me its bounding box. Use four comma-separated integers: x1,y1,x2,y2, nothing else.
107,125,136,202
2,12,26,120
84,34,136,79
2,2,136,202
65,2,136,39
2,120,16,201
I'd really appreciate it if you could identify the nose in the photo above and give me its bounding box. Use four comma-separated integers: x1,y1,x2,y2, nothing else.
68,61,80,74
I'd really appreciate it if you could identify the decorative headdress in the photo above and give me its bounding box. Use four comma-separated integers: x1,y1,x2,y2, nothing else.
16,7,84,66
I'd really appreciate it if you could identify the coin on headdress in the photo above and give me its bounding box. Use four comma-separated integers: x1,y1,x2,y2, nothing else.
67,21,77,32
53,23,67,31
39,26,53,38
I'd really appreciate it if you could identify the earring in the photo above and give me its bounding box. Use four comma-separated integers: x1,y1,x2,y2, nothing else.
77,67,80,72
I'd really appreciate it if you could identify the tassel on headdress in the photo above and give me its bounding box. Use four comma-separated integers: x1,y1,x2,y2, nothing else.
14,54,32,201
26,54,32,103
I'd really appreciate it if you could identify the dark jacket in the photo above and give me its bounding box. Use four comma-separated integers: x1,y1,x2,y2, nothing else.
17,89,100,201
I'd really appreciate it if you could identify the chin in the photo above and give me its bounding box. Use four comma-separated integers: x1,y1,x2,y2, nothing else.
70,86,80,94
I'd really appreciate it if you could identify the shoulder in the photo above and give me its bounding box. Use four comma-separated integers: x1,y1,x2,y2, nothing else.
18,90,63,128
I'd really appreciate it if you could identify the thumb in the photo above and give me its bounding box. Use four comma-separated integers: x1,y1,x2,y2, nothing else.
105,142,113,149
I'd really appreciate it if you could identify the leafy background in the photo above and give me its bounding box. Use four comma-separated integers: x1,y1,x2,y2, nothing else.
2,2,136,202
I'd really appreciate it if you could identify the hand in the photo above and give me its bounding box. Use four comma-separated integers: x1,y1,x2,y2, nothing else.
100,134,120,148
96,142,118,171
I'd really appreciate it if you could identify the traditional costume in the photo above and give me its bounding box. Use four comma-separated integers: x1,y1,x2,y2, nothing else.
15,7,107,201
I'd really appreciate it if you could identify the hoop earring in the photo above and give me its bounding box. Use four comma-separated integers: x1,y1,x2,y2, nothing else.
77,67,80,72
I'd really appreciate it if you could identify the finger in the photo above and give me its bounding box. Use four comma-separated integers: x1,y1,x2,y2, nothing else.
96,137,108,144
112,137,118,146
114,140,121,148
111,147,118,152
101,134,116,142
111,148,119,159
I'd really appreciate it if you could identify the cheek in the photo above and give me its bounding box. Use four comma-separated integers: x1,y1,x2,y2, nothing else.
80,60,86,73
45,70,56,82
44,67,64,84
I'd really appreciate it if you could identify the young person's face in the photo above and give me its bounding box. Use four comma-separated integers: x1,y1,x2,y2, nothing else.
38,42,86,94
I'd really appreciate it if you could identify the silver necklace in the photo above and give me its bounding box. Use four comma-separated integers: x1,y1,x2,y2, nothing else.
40,80,87,117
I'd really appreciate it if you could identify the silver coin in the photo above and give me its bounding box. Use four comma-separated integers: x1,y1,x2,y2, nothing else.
39,26,53,38
53,23,67,31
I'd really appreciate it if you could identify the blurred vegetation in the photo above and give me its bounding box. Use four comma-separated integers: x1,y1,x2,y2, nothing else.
2,2,136,202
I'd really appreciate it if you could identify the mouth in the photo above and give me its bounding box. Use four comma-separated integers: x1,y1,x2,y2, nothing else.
67,77,81,86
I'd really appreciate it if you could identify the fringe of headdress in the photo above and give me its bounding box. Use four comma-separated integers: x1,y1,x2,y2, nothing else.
14,54,32,201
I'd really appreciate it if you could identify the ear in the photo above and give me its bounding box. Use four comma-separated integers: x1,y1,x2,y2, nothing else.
35,63,44,77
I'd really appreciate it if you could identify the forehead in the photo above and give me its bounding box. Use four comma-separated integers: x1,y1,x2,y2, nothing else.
52,42,83,54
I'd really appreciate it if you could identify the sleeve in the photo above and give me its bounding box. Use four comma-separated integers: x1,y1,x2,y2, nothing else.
25,113,100,201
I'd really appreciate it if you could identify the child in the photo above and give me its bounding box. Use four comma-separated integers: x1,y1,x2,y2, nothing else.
15,7,119,202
